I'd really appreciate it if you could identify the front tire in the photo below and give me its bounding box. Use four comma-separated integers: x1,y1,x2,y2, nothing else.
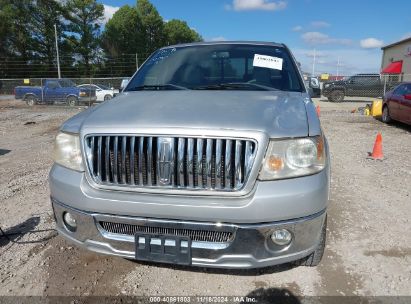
329,90,344,102
382,106,392,124
25,95,37,106
296,215,327,267
66,96,78,107
104,94,112,101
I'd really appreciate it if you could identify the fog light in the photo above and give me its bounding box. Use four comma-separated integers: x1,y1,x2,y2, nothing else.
271,229,292,246
63,212,77,232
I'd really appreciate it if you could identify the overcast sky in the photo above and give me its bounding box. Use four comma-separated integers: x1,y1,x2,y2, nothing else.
101,0,411,75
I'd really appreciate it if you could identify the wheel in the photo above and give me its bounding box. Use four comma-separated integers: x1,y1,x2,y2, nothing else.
25,95,36,106
104,94,112,101
329,90,344,102
382,106,392,124
296,215,327,267
66,96,78,107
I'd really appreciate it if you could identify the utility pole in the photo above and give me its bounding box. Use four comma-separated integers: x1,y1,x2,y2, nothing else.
337,56,340,77
54,24,61,79
312,48,316,76
135,53,139,70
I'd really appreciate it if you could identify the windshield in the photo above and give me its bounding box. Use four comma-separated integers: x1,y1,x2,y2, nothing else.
125,44,304,92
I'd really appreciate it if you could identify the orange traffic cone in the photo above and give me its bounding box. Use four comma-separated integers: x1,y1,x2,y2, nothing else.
316,105,320,117
370,133,383,160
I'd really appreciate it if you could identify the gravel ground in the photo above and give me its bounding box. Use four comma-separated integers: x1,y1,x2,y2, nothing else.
0,97,410,301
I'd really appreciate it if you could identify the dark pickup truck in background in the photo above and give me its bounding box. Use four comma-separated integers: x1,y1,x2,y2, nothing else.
15,79,96,106
322,74,393,102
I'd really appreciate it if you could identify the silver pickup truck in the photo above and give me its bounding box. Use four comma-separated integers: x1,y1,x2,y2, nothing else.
50,41,330,269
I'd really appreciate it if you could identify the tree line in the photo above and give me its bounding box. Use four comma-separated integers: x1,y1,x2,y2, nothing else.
0,0,202,79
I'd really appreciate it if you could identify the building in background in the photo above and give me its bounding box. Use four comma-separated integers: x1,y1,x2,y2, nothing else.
381,37,411,81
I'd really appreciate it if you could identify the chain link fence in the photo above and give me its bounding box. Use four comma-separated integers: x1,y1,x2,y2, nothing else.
1,73,410,106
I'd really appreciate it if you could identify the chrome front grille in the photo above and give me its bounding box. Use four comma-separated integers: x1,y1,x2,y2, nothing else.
99,221,234,243
84,135,257,192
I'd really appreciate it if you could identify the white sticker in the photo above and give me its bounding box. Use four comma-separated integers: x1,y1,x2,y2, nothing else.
253,54,283,71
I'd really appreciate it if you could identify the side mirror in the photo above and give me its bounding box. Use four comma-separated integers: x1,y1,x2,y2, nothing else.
404,94,411,100
310,78,319,88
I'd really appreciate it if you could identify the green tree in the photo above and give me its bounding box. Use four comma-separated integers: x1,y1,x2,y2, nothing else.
65,0,104,76
102,5,144,57
164,19,202,46
136,0,164,54
1,1,34,59
30,0,73,77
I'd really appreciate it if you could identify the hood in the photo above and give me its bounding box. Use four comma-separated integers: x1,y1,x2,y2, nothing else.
62,91,310,138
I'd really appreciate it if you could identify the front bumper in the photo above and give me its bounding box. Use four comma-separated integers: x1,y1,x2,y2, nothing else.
52,199,326,269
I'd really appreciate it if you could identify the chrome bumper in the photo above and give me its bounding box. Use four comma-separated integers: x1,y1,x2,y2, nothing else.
52,199,326,269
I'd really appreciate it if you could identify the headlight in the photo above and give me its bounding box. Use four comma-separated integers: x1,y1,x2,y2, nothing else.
54,132,84,171
79,91,87,97
259,136,326,180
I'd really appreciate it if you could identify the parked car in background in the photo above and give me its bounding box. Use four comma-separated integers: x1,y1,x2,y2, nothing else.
50,41,330,269
15,79,96,106
382,82,411,125
322,74,386,102
78,84,119,102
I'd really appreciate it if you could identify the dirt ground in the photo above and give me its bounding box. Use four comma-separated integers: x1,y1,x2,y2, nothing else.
0,97,410,301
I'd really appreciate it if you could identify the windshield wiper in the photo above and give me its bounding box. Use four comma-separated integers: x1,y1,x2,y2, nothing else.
127,83,189,91
192,82,278,91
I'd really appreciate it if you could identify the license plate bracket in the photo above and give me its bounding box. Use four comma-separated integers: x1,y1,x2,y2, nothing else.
135,233,192,266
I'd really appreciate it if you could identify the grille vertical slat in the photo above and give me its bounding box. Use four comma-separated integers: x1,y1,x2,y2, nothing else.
138,137,144,186
177,138,185,187
147,137,153,186
224,139,232,189
90,136,95,175
244,141,254,181
187,138,194,188
130,137,135,185
97,137,102,181
196,139,204,189
205,139,213,189
121,136,127,184
86,135,256,192
113,136,119,184
215,139,222,189
105,137,110,182
234,140,242,188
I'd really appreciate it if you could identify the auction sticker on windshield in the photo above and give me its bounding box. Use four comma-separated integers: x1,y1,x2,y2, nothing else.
253,54,283,70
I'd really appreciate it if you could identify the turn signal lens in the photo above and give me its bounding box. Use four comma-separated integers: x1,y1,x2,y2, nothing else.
317,136,324,161
267,155,284,171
